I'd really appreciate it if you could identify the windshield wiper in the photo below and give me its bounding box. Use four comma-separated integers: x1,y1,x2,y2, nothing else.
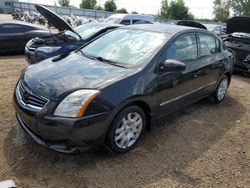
79,51,97,60
79,52,127,68
95,56,127,68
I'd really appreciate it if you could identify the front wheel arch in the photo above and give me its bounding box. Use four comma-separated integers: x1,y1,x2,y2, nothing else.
105,105,146,153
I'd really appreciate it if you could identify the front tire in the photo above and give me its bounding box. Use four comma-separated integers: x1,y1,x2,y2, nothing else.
213,75,229,103
106,106,146,154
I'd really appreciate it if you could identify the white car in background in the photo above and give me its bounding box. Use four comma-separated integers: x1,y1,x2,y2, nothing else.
204,24,226,36
104,14,154,25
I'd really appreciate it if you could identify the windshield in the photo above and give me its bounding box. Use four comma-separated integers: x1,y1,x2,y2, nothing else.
65,23,108,40
104,17,121,24
81,28,169,67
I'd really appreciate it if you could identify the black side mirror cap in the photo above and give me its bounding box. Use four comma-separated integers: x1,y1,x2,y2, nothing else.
162,59,186,73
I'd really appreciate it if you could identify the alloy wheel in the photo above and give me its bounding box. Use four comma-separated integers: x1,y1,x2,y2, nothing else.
217,78,228,101
114,112,143,149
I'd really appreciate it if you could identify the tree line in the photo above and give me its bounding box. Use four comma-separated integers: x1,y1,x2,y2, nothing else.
213,0,250,22
58,0,137,14
160,0,250,21
58,0,250,22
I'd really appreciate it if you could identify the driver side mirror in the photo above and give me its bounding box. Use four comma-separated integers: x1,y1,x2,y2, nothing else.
161,59,186,73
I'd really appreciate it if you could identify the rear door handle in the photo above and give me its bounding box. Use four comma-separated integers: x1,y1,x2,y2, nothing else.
193,72,199,78
193,70,202,78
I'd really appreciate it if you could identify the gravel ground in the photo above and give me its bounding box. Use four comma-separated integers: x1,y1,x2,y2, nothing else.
0,14,12,20
0,55,249,188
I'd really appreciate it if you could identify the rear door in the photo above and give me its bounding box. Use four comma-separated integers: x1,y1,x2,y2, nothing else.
196,33,225,94
156,33,206,117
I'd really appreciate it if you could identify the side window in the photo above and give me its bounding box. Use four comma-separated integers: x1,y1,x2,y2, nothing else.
120,20,131,25
166,34,198,63
0,24,32,33
199,34,217,58
132,19,140,24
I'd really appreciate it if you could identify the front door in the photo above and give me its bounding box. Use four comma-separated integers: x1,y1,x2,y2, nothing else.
156,33,205,117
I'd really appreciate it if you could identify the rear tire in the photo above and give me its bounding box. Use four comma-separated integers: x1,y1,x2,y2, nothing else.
213,75,229,103
106,106,146,154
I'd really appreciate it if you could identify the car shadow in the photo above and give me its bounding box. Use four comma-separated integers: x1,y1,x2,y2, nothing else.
0,51,24,56
3,95,246,187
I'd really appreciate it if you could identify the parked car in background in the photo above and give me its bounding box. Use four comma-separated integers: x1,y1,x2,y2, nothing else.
104,14,154,25
224,16,250,75
25,5,120,64
176,20,207,30
177,21,226,38
204,24,226,37
0,20,49,54
14,24,234,154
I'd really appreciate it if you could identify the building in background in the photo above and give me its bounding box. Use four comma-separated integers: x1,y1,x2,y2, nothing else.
0,0,20,13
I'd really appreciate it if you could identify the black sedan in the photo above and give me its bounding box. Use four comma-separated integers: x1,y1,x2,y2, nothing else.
25,5,120,64
13,24,234,154
0,20,49,54
224,16,250,75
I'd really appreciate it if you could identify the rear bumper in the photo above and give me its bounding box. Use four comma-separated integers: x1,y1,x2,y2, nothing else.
13,92,110,154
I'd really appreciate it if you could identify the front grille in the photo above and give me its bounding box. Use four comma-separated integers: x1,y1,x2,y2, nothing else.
16,81,48,110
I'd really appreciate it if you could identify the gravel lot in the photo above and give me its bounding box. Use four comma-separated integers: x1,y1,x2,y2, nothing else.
0,55,249,188
1,12,250,188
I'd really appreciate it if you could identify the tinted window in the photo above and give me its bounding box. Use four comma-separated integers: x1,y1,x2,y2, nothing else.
0,24,32,33
134,20,152,24
166,34,198,63
199,34,217,57
132,20,140,24
120,20,131,25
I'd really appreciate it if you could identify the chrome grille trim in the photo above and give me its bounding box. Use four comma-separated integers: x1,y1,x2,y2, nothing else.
16,81,48,111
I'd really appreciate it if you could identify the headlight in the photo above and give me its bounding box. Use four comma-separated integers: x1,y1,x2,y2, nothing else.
54,90,100,118
37,46,61,53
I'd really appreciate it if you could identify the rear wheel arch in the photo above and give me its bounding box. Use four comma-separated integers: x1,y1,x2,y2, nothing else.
224,72,231,83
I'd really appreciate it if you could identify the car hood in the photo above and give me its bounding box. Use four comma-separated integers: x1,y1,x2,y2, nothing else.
35,5,78,35
176,20,207,30
227,16,250,34
23,53,136,101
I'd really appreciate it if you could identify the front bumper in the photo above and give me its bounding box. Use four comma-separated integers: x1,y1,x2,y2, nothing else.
13,90,110,154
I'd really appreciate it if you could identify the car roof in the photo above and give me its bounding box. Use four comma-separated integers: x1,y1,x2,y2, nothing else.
123,24,204,34
0,20,46,30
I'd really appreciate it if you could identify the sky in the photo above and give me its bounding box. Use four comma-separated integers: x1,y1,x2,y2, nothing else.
22,0,214,19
